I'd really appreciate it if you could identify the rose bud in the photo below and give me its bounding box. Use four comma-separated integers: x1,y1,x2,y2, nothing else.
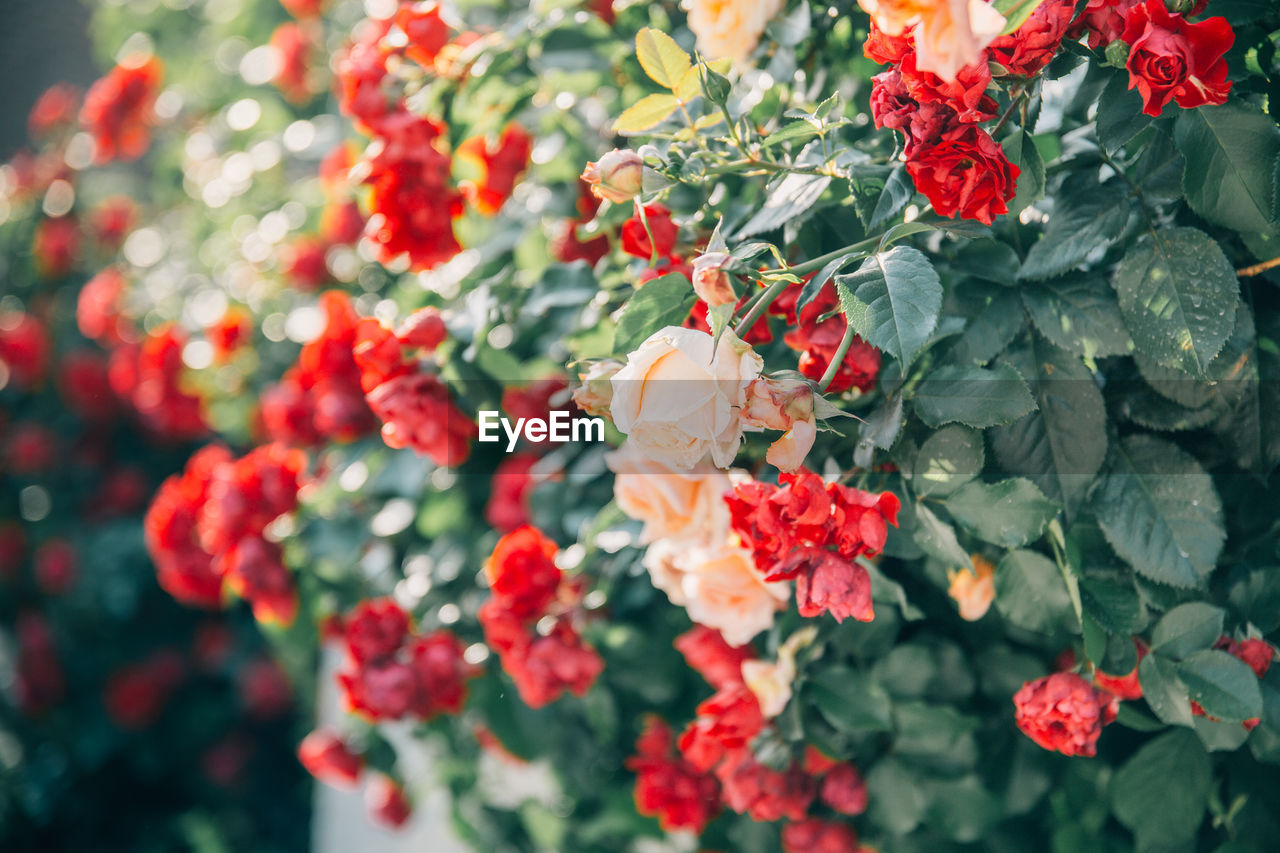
742,376,818,472
581,149,644,204
571,359,622,418
690,251,736,307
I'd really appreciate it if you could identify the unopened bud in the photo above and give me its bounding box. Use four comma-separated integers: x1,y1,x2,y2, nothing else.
581,149,644,204
1104,39,1130,68
572,359,623,418
690,251,737,307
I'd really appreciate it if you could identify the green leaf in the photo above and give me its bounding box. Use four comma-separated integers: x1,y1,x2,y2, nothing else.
760,121,822,149
1177,649,1264,721
1018,182,1130,280
913,502,971,568
849,164,912,229
1095,72,1152,154
836,246,942,369
1139,653,1195,727
736,171,832,238
1150,602,1226,659
1079,576,1145,635
867,758,929,835
991,0,1049,33
634,28,691,89
995,549,1074,635
1092,435,1225,588
912,425,984,497
1115,703,1167,732
612,274,697,354
989,334,1107,518
808,667,894,732
913,363,1036,429
1002,130,1045,215
855,392,904,469
1213,309,1280,475
613,92,680,133
1112,227,1239,376
1174,102,1280,234
1021,276,1134,360
949,287,1027,365
1109,730,1211,847
943,478,1059,548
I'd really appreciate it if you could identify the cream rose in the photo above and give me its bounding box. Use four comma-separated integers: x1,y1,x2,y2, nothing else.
676,543,789,647
858,0,1006,82
610,326,762,471
607,441,732,545
683,0,786,64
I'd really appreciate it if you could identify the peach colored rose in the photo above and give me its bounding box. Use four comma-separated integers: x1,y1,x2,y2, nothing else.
581,149,644,204
740,626,815,716
610,326,762,471
684,0,786,64
947,553,995,620
607,442,732,545
572,359,622,417
859,0,1006,81
641,538,693,607
690,251,736,307
677,543,789,646
741,376,818,473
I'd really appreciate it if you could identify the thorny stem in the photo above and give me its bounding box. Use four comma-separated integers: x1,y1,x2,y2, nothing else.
1237,255,1280,277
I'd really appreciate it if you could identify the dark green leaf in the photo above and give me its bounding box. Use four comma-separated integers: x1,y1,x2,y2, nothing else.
1079,576,1145,635
736,170,832,238
1021,276,1134,360
1150,602,1226,659
1019,182,1130,280
943,478,1059,548
994,549,1074,635
1096,72,1151,154
867,757,929,835
849,163,912,229
612,274,696,354
836,246,942,369
808,667,894,732
913,363,1036,428
913,502,971,568
1175,102,1280,234
912,425,984,497
1112,227,1239,376
1177,649,1264,721
949,288,1028,365
1109,730,1211,847
1092,436,1225,588
1139,653,1195,727
1002,130,1045,215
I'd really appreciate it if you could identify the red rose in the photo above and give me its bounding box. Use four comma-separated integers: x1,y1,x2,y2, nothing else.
818,762,869,816
298,730,364,788
907,125,1019,225
1075,0,1142,49
455,124,532,216
32,216,80,279
673,625,755,691
898,49,998,124
782,818,861,853
395,2,451,69
365,372,473,466
627,717,722,833
485,453,538,533
715,751,815,822
621,204,678,260
218,535,298,627
343,598,411,664
484,525,562,619
792,550,874,623
1121,0,1233,117
269,22,315,104
988,0,1076,77
366,775,412,830
407,630,478,718
1092,639,1148,700
397,307,448,351
80,55,163,164
1014,672,1118,757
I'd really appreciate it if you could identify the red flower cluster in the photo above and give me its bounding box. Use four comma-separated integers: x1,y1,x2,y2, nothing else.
673,628,869,831
79,55,163,164
260,291,376,446
621,203,678,261
782,819,863,853
866,27,1018,224
280,235,330,290
987,0,1077,78
485,453,539,532
352,308,473,466
144,443,304,623
33,539,76,595
206,307,252,362
32,216,80,279
335,598,478,721
77,268,130,345
478,526,603,707
90,196,138,249
771,281,881,394
455,124,533,216
727,469,900,622
367,775,413,829
0,310,50,391
1121,0,1233,116
1013,671,1118,757
108,325,208,440
627,716,722,833
15,611,64,715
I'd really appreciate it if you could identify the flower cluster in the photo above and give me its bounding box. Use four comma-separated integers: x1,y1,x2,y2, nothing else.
477,526,603,708
335,598,478,722
626,716,723,833
260,291,375,446
79,54,163,164
727,469,900,623
352,306,473,466
334,5,531,270
144,443,304,624
670,626,866,833
1013,671,1119,757
773,281,881,395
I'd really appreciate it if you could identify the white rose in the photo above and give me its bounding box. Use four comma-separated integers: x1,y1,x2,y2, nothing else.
610,326,762,471
683,0,787,64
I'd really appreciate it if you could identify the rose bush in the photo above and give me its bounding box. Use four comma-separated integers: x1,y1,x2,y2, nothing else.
4,0,1280,850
